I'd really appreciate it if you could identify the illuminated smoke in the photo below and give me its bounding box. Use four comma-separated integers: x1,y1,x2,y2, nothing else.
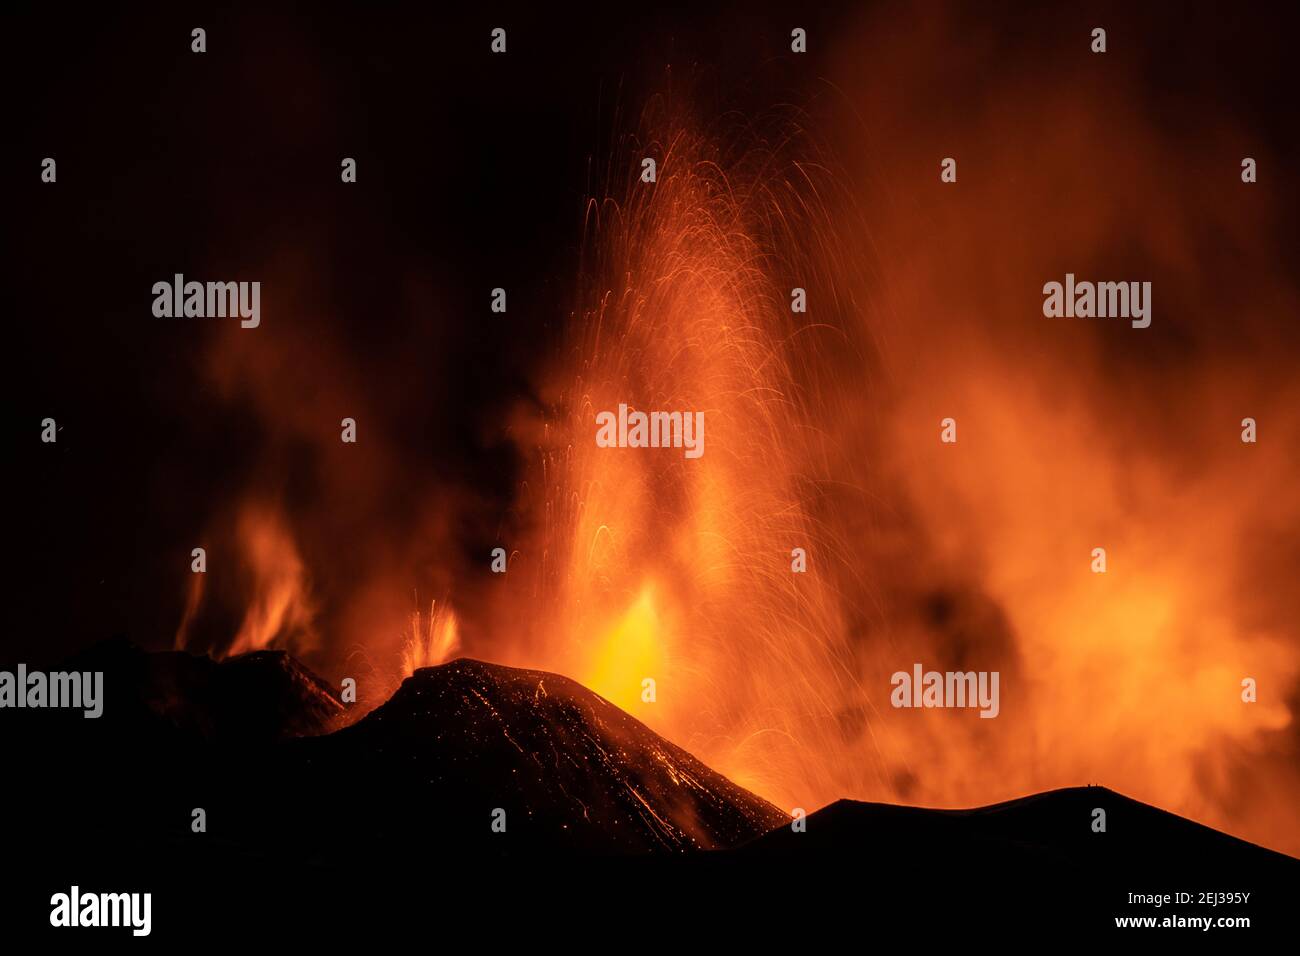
173,8,1299,857
497,26,1300,855
175,501,318,658
401,599,461,676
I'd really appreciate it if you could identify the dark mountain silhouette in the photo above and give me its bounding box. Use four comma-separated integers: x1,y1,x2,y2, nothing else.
4,642,1296,940
222,657,788,858
739,785,1297,879
3,644,783,860
61,638,345,742
725,787,1298,930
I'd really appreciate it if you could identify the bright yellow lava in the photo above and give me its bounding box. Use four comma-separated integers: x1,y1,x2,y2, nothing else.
584,584,664,714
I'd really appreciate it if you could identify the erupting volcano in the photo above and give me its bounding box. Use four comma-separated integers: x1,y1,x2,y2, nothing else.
156,26,1300,861
12,1,1299,941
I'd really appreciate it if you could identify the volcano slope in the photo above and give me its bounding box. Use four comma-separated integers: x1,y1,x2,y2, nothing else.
7,647,790,938
3,646,785,865
731,785,1299,924
6,644,1297,939
226,657,788,858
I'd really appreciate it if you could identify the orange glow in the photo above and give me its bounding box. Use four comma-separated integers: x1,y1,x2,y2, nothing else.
492,65,1300,856
175,502,318,659
178,11,1300,859
227,504,317,657
401,600,461,676
582,584,667,714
